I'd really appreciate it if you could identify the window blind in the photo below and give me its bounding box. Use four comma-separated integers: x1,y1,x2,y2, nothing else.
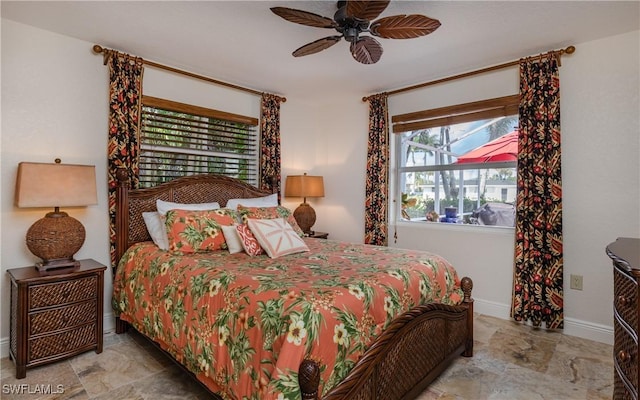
139,96,259,187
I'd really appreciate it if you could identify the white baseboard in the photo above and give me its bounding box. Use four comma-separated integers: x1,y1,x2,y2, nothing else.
0,299,615,359
472,297,614,345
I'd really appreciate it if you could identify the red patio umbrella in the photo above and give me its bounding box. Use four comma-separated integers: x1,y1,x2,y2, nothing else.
456,130,518,164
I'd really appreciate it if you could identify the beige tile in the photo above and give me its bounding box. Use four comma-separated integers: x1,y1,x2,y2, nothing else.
487,327,558,373
1,314,614,400
132,365,211,399
69,341,164,397
0,358,87,400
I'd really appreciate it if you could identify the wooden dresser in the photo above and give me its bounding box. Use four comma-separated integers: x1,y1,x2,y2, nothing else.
608,237,640,400
7,259,106,379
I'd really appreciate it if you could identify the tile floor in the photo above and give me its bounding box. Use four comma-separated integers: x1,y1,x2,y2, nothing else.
1,314,613,400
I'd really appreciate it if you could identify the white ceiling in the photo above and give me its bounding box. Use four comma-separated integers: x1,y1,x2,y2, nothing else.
2,1,639,98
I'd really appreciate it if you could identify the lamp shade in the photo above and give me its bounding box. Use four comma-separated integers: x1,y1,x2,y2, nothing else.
15,161,97,271
284,174,324,199
15,162,97,208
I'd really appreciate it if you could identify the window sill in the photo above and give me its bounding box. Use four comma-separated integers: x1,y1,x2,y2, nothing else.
394,219,515,236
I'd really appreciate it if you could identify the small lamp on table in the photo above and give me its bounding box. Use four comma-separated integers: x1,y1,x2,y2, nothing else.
15,159,97,271
284,173,324,235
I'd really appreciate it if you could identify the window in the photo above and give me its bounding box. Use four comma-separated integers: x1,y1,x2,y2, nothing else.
394,95,519,227
138,96,259,188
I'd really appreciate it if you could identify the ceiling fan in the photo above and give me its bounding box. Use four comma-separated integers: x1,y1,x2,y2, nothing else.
270,0,441,65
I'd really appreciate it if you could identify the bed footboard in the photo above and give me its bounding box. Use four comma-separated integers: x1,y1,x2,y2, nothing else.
299,277,473,400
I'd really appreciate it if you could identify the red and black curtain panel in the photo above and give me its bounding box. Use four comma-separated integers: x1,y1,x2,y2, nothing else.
106,52,144,268
364,93,390,246
260,93,282,197
511,53,564,329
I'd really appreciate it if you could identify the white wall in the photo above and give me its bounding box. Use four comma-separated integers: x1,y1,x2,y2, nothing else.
1,18,638,356
1,20,112,354
386,31,639,343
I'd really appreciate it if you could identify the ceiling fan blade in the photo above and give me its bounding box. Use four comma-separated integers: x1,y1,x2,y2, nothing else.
293,36,343,57
270,7,337,29
346,0,390,21
370,14,441,39
350,36,383,64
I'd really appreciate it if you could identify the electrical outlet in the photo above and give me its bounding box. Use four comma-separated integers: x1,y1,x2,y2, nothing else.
570,274,583,290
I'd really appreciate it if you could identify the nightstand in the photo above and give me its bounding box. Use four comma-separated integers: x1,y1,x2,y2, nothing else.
308,231,329,239
7,259,106,379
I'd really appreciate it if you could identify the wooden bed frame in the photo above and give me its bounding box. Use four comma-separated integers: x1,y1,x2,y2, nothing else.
113,169,474,400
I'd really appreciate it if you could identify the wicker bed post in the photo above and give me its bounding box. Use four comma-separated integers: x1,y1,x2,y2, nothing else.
299,359,320,400
461,276,474,357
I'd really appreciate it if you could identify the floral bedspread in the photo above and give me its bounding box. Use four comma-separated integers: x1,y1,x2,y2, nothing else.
112,239,463,400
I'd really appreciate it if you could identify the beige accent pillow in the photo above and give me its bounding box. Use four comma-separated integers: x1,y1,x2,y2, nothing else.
247,218,309,259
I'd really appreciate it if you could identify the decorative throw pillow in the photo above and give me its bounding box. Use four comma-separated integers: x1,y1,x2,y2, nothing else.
236,224,264,256
164,209,236,253
247,218,309,259
225,193,278,210
142,211,169,250
237,205,304,237
221,224,244,254
156,199,221,216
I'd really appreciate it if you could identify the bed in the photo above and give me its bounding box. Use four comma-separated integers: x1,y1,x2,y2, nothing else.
111,168,474,400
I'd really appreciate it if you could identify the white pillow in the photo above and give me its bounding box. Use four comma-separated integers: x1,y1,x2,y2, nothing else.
225,193,278,210
247,218,309,259
156,199,220,216
221,224,244,254
142,212,169,250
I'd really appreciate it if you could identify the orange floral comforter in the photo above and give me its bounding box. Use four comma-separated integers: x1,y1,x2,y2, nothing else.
112,239,463,400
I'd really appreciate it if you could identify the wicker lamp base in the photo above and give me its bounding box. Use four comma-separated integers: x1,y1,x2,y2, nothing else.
293,202,317,235
26,210,85,271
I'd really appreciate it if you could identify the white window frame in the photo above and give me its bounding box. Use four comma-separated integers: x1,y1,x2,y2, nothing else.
391,96,519,228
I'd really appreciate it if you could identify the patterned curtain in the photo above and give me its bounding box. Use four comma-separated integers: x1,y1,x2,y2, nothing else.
107,52,144,268
364,93,389,246
260,93,282,197
511,53,563,329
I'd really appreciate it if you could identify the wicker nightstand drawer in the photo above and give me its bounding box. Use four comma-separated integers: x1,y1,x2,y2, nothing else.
30,300,97,335
609,238,640,400
615,266,638,329
29,275,98,309
614,317,638,394
7,259,106,379
29,323,97,362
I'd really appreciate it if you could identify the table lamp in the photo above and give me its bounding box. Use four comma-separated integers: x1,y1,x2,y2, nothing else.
284,173,324,235
15,160,97,271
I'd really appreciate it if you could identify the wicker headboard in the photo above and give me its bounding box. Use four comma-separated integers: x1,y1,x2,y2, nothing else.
114,168,272,269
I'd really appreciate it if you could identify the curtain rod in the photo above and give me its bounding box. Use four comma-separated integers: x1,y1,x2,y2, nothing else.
92,45,286,103
362,45,575,102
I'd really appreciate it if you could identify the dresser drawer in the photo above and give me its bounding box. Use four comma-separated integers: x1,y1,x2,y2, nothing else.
29,275,97,309
615,317,638,395
29,300,97,335
28,323,97,363
615,265,638,329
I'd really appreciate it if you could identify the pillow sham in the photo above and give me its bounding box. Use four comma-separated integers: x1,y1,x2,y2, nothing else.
225,193,278,210
237,205,304,237
236,224,264,256
247,218,309,259
220,224,244,254
165,209,236,254
142,211,169,250
156,199,221,216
